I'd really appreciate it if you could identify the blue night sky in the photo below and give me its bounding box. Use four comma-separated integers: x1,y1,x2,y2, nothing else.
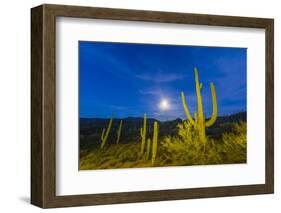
79,41,246,121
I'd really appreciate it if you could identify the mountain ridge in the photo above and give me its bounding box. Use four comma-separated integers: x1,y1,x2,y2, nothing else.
80,111,246,123
80,111,246,149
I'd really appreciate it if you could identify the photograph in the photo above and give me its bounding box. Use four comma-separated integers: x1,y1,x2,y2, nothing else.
79,41,247,170
29,3,274,208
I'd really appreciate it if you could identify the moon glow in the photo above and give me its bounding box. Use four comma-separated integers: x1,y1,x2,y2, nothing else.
159,99,170,111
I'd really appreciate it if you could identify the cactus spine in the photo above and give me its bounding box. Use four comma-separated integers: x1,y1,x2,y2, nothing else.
100,116,113,149
116,120,123,144
151,121,158,166
181,67,217,144
140,113,147,156
146,138,151,160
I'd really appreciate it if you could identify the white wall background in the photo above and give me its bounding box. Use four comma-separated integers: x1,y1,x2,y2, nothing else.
0,0,279,212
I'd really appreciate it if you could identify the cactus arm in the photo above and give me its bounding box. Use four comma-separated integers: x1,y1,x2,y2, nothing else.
116,120,123,144
101,128,105,141
151,121,158,166
140,113,147,156
181,91,195,125
100,116,113,149
205,83,217,127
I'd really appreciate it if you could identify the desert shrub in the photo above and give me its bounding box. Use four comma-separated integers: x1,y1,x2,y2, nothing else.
160,121,219,165
220,121,247,163
160,121,246,166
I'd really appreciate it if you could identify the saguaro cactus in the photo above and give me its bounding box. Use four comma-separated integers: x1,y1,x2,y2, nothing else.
151,121,158,166
140,113,147,156
145,138,151,160
116,120,123,144
100,116,113,149
181,67,217,144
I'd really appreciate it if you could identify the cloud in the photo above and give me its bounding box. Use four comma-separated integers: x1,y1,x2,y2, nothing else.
107,104,128,111
82,100,129,111
139,88,162,95
135,72,186,83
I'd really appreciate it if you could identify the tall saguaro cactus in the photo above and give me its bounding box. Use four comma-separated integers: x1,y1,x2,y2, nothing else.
140,113,147,156
181,67,217,144
151,121,158,166
116,120,123,144
100,116,113,149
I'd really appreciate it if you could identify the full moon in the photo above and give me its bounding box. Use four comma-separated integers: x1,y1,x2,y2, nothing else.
159,99,170,111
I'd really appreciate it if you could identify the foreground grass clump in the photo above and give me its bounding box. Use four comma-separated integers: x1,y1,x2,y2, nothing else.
80,121,246,170
80,143,156,170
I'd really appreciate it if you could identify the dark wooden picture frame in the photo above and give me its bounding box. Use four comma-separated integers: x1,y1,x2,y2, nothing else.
31,4,274,208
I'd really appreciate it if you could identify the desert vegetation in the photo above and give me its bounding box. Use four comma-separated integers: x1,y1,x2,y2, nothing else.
79,68,247,170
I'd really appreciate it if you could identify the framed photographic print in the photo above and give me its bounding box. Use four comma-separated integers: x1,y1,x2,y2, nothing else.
31,4,274,208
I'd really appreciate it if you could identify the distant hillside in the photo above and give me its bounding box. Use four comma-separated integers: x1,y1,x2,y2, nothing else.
80,112,246,149
214,112,246,124
206,112,246,138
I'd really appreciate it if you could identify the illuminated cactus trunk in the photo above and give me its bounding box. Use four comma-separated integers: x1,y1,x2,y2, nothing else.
151,121,158,166
145,138,151,160
140,113,147,156
100,116,113,149
181,67,217,145
116,120,123,144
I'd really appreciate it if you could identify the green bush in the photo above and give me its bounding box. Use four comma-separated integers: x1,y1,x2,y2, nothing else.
220,122,247,163
159,121,246,166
